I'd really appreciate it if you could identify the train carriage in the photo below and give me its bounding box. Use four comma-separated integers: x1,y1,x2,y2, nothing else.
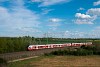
28,42,92,51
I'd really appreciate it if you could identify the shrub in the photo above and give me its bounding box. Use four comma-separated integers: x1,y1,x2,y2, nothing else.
0,58,7,67
45,48,95,56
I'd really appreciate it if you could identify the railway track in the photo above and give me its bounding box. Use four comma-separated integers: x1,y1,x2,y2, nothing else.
0,47,79,62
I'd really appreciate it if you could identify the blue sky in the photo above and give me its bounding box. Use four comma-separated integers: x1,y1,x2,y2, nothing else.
0,0,100,38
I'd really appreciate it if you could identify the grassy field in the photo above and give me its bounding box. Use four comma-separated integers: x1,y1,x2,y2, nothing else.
8,55,100,67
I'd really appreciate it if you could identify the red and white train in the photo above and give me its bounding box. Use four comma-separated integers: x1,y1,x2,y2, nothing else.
28,42,92,51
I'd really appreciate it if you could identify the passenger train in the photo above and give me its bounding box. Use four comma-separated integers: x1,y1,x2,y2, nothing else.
28,42,92,51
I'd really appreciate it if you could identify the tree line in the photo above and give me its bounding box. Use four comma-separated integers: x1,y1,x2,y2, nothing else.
0,36,38,53
0,36,100,54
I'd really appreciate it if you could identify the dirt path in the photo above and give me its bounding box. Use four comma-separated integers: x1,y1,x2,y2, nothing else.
8,56,38,63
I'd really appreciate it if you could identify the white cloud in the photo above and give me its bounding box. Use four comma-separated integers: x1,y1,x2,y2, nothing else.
48,18,61,27
75,8,100,25
41,8,54,15
49,18,62,22
48,18,63,31
93,0,100,6
49,27,58,31
75,13,91,19
52,31,92,38
74,19,93,24
75,8,100,24
77,7,85,11
64,30,70,37
48,22,60,27
32,0,41,2
0,0,41,36
74,13,96,24
91,26,100,38
17,27,41,32
36,30,100,38
95,26,100,30
0,7,40,28
32,0,70,7
87,8,100,16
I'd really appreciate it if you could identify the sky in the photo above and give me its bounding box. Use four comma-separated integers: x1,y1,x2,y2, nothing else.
0,0,100,38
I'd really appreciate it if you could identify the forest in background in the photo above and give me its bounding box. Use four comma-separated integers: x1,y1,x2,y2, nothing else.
0,36,100,54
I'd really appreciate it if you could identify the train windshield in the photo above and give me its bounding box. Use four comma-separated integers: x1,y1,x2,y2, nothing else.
28,45,33,48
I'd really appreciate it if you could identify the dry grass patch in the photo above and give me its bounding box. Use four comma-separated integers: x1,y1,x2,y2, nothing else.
30,56,100,67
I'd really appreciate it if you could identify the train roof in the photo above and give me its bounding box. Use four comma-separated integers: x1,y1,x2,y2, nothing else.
29,45,46,46
29,42,92,46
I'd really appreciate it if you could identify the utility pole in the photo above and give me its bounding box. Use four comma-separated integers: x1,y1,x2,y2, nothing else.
46,32,49,44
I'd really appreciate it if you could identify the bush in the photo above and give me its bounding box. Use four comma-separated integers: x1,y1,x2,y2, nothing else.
45,48,95,56
0,58,7,67
93,51,100,55
45,44,100,56
81,45,96,51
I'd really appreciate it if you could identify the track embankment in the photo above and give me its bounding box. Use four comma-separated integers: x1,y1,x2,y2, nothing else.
0,47,78,62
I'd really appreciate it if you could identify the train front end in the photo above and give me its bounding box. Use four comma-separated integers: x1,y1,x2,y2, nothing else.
28,45,33,51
